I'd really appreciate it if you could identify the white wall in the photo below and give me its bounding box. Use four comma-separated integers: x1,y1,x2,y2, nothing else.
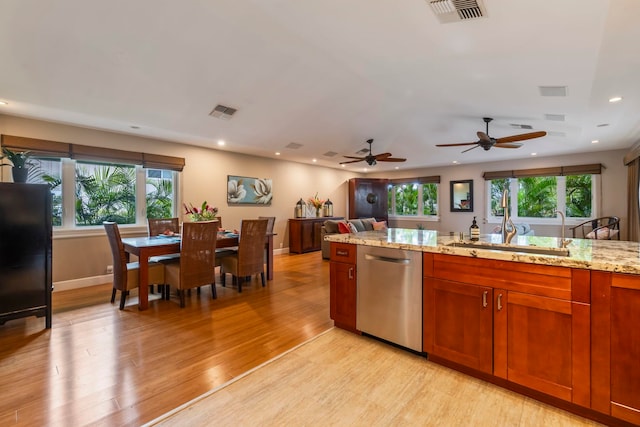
372,150,628,239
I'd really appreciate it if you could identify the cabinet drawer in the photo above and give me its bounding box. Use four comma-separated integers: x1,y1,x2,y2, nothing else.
330,243,356,264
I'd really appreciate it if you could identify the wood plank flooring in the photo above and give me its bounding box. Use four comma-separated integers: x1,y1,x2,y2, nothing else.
152,328,602,427
0,252,332,426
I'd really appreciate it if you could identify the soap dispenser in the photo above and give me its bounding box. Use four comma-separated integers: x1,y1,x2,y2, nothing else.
470,216,480,241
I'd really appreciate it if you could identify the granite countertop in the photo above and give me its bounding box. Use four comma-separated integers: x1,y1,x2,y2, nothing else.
324,228,640,275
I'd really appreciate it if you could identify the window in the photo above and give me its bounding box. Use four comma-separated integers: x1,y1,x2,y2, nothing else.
28,159,178,229
487,174,597,224
388,181,439,218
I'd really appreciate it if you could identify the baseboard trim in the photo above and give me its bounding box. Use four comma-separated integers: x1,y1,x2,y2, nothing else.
54,274,112,292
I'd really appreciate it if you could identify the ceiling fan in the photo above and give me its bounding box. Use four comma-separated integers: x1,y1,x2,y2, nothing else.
436,117,547,153
340,139,407,166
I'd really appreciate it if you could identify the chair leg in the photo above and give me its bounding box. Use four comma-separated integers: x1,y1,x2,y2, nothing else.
111,288,117,303
222,272,226,287
211,283,217,299
150,284,155,294
119,290,129,310
238,276,243,293
163,285,170,300
179,290,185,308
261,271,266,287
197,287,201,295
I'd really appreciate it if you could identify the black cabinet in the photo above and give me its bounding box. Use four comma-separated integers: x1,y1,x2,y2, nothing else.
348,178,388,221
0,183,52,328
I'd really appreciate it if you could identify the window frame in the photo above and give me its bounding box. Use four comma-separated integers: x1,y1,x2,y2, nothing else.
485,174,601,226
388,181,440,221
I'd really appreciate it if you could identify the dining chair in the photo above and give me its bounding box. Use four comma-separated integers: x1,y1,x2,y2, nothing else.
164,220,219,307
258,216,275,235
148,217,180,236
147,217,181,295
103,221,166,309
220,218,269,292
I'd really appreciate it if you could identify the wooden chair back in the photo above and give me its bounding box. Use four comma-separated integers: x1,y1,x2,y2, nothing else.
258,216,275,234
570,216,620,240
148,217,180,236
178,221,219,290
237,219,269,277
103,221,129,292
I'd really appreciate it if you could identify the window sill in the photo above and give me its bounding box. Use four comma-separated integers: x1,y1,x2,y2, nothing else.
54,224,147,240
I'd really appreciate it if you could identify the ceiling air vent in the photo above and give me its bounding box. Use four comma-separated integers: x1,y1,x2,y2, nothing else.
323,151,338,157
428,0,486,23
286,142,303,149
539,86,567,97
510,123,533,130
544,114,566,122
209,104,237,120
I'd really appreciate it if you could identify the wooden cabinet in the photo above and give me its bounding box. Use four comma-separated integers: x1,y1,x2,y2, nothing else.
329,242,358,332
289,217,342,254
0,183,53,329
348,178,388,221
423,253,590,407
592,271,640,425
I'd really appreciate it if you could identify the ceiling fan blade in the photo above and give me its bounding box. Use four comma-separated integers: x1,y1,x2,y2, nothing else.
342,155,366,160
378,157,406,162
494,142,523,149
374,153,392,159
496,131,547,144
461,144,480,154
339,159,365,164
477,131,491,142
436,142,479,147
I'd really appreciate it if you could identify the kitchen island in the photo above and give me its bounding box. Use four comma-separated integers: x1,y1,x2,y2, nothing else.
325,229,640,426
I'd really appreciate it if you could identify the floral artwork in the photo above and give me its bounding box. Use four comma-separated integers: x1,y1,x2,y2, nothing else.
227,175,273,205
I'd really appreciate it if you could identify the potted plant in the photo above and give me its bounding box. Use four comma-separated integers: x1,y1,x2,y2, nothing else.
1,147,33,183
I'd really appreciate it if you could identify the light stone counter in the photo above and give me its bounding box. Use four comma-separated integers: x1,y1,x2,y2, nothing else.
324,228,640,275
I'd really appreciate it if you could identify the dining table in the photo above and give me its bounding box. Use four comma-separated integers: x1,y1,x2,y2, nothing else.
121,231,275,310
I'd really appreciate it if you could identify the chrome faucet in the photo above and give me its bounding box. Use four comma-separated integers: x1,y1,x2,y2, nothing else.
556,210,572,248
501,189,517,244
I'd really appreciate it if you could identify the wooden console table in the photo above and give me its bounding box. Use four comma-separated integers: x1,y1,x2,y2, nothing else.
289,217,343,254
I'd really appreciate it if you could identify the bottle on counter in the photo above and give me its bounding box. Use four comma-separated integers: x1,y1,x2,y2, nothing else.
470,216,480,241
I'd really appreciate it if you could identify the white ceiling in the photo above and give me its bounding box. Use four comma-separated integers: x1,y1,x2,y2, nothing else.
1,0,639,172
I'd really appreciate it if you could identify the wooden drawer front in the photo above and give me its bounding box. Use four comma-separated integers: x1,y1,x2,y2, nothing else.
330,243,356,264
433,254,572,300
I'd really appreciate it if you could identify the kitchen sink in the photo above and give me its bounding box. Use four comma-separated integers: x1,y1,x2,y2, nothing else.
445,241,570,257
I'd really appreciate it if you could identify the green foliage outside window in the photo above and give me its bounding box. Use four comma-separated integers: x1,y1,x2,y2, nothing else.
517,176,557,217
566,174,592,217
27,158,62,226
422,183,438,215
395,184,419,215
146,170,174,219
490,178,509,217
75,163,136,225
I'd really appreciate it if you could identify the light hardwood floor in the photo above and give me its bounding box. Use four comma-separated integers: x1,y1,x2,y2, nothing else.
0,252,332,426
0,251,604,427
152,328,602,427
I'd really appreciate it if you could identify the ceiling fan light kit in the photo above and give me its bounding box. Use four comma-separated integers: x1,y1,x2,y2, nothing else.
436,117,547,154
340,139,406,166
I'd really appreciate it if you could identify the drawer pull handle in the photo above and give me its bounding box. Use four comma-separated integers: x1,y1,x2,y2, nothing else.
497,293,503,311
482,291,488,308
336,250,349,257
348,267,354,280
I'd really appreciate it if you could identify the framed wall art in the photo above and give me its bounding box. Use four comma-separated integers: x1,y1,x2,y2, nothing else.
227,175,273,205
450,179,473,212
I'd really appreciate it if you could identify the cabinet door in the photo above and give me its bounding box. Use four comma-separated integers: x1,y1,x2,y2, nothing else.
312,220,323,250
494,289,579,401
424,278,493,373
330,261,357,331
300,221,315,252
593,273,640,424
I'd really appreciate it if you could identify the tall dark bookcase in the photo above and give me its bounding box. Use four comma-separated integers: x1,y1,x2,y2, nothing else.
0,183,53,328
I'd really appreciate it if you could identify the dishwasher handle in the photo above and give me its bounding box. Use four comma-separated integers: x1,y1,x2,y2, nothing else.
364,253,411,265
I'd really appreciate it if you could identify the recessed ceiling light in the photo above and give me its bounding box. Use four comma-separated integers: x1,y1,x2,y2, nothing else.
217,140,225,146
609,96,623,103
531,153,537,156
341,164,345,167
363,168,368,172
452,160,458,164
0,101,8,106
592,140,599,144
394,166,399,170
312,158,317,163
275,152,280,156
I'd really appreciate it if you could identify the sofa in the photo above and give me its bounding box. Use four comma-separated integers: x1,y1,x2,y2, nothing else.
321,217,380,259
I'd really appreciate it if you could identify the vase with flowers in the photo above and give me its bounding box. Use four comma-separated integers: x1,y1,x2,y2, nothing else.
307,193,325,217
184,201,219,222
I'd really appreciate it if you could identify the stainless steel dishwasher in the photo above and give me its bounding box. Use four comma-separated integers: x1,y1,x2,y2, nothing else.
356,245,423,352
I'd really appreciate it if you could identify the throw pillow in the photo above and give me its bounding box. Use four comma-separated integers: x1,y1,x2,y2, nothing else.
360,218,377,231
337,222,351,234
586,227,612,240
347,222,359,233
349,219,366,232
373,221,387,231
